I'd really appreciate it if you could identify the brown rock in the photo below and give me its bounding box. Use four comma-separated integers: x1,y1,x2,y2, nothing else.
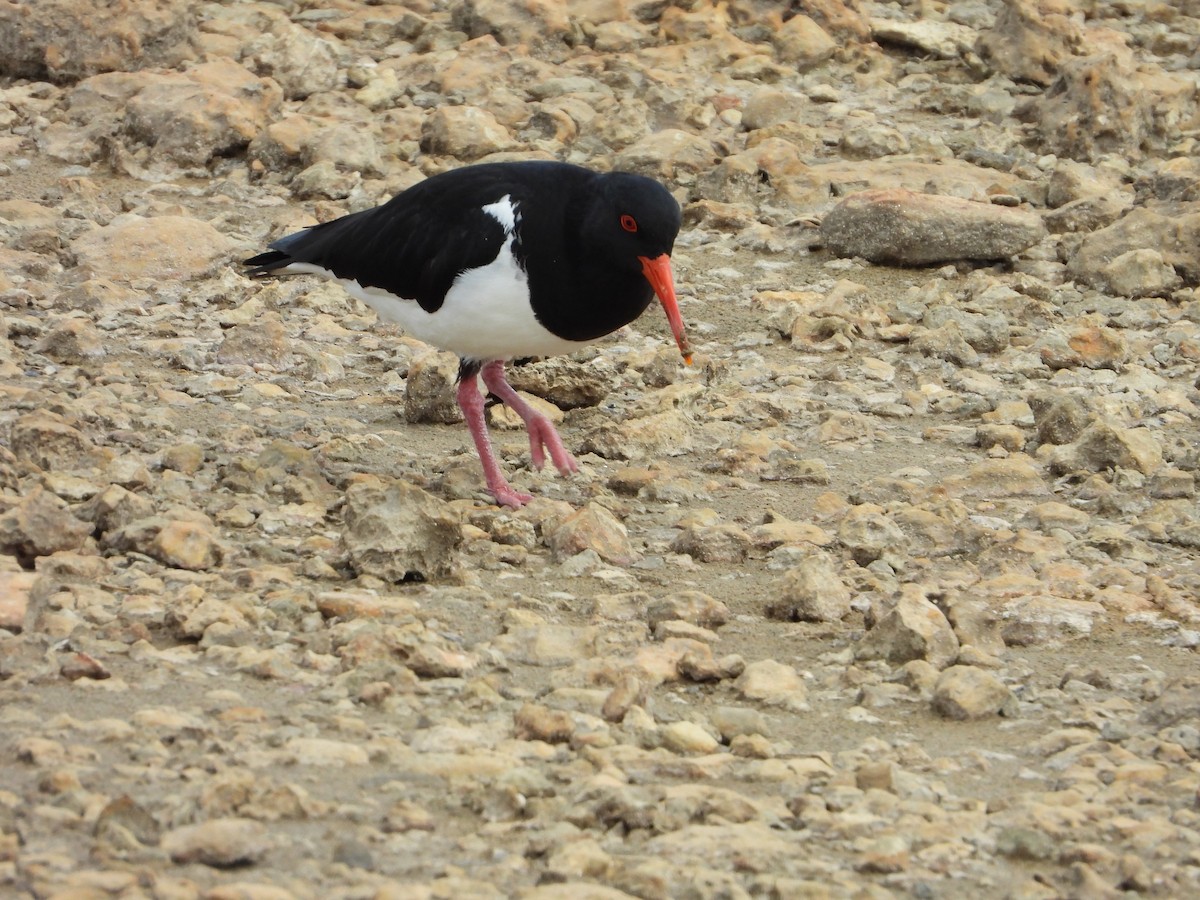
341,479,462,582
820,189,1047,265
33,317,106,363
856,585,960,670
547,503,636,566
0,0,195,82
216,312,292,367
514,703,575,744
452,0,572,51
773,15,836,68
1065,325,1129,370
0,487,92,562
161,818,270,868
767,550,852,622
10,411,108,472
151,520,222,571
123,57,283,166
405,351,463,424
421,105,516,160
1068,203,1200,288
1049,421,1163,476
0,569,37,632
73,215,242,283
670,523,751,564
614,129,718,181
645,591,730,630
976,0,1082,87
1016,42,1199,162
932,665,1015,719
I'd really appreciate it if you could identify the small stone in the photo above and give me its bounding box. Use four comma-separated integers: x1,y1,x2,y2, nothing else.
0,569,36,632
855,761,894,792
33,317,106,363
283,738,369,766
0,486,93,562
601,674,645,723
546,503,637,567
1049,421,1163,475
421,105,516,160
856,585,960,670
772,14,837,68
767,550,852,622
405,351,462,424
151,519,221,571
1142,677,1200,729
837,504,908,568
93,795,161,849
857,834,910,873
74,214,244,282
660,721,720,755
59,651,111,681
995,826,1056,861
161,817,270,868
670,522,751,563
1029,390,1091,446
735,659,807,709
931,665,1015,720
383,799,436,833
514,703,575,744
645,591,729,630
341,479,462,582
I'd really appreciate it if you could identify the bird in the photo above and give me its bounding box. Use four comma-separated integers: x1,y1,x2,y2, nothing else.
244,160,690,508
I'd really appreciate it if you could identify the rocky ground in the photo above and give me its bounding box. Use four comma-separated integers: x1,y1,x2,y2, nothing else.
3,0,1200,897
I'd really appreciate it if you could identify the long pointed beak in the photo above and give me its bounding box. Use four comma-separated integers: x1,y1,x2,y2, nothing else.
638,253,692,365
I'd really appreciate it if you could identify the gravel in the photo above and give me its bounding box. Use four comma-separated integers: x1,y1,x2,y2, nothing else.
3,0,1200,897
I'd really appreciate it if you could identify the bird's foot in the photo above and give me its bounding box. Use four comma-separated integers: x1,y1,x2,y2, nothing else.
488,481,534,509
526,415,579,476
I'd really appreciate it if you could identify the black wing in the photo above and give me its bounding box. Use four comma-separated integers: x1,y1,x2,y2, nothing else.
243,163,577,313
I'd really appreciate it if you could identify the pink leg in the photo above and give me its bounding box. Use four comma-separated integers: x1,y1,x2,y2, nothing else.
456,372,532,508
480,360,579,477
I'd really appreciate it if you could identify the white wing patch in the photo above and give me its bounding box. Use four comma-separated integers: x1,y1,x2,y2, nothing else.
481,195,520,233
278,195,592,361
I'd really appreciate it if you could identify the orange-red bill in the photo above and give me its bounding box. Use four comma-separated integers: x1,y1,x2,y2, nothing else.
638,253,692,365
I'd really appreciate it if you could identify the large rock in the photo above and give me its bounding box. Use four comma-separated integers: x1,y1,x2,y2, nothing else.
123,57,283,166
856,585,960,670
767,550,853,622
9,411,109,472
820,189,1047,265
0,487,92,562
1016,43,1199,163
0,0,195,82
242,23,341,100
932,666,1015,720
546,503,637,567
341,479,462,582
975,0,1082,87
420,105,516,160
1067,203,1200,288
72,214,242,283
451,0,572,52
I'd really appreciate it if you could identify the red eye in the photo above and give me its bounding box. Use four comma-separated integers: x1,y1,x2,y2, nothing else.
620,214,638,233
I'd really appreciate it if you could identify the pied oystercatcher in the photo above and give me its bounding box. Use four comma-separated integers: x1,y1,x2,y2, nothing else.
245,160,690,508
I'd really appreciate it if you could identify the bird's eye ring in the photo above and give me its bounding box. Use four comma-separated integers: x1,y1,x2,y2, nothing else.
620,214,638,233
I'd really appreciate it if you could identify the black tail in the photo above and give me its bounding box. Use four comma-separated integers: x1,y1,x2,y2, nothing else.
243,249,294,278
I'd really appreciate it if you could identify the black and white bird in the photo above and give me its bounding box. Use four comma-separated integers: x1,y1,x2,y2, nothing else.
245,160,690,508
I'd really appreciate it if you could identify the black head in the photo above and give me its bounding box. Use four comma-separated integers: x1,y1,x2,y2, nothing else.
583,171,690,363
587,171,683,266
